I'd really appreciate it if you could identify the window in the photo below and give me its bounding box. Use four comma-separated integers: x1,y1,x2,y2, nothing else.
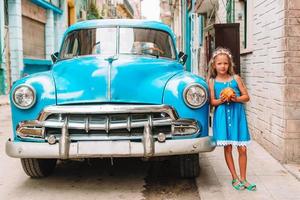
60,28,117,59
4,0,8,26
119,28,176,59
21,0,46,59
22,16,46,59
226,0,253,53
226,0,234,23
60,27,176,60
239,0,253,53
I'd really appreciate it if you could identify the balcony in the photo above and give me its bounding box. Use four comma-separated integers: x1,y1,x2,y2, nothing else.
116,0,134,18
194,0,218,14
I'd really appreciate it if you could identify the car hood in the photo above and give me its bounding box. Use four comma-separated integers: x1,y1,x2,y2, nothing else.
52,55,183,105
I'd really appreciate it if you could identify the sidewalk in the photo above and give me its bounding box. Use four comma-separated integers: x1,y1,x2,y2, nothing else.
196,141,300,200
0,95,9,106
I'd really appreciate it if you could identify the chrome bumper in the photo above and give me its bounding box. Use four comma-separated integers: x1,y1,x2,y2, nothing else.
6,136,216,159
8,104,215,159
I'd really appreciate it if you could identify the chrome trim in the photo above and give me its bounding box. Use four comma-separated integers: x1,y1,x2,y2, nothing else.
105,56,118,101
45,134,173,142
6,136,216,158
183,83,208,109
148,114,153,129
108,61,111,100
17,127,44,138
59,117,70,159
19,118,173,131
12,84,36,109
116,26,120,55
105,116,109,133
37,104,179,122
142,123,154,157
127,115,131,132
85,117,89,133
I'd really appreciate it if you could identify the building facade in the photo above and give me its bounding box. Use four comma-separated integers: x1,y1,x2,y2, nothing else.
0,0,70,95
93,0,137,19
160,0,203,74
0,0,140,95
194,0,300,163
0,0,9,94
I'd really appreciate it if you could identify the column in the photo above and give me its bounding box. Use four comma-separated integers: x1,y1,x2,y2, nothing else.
45,10,54,59
8,0,23,82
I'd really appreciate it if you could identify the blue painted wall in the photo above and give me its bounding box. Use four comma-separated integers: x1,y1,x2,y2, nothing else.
23,59,52,76
0,0,5,94
183,0,199,72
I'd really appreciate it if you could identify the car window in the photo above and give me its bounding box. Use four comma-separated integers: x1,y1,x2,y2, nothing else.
60,27,175,60
61,32,79,59
119,28,176,59
60,28,117,59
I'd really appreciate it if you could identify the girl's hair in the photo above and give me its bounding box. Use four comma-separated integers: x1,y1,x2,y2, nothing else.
208,47,235,79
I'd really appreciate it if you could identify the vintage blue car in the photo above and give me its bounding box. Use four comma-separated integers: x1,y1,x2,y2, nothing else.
6,19,216,178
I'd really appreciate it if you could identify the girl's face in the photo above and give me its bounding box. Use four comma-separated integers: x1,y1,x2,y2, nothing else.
214,54,230,75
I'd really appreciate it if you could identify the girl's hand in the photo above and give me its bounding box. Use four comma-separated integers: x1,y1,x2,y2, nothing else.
220,94,227,104
230,94,238,102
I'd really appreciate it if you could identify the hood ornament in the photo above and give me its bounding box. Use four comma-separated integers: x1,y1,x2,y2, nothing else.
105,55,118,64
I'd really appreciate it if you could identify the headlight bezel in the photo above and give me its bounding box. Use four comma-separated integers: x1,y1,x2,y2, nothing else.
183,83,208,109
12,84,36,109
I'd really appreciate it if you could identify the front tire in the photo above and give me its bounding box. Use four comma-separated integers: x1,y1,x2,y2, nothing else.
21,158,57,178
179,154,200,178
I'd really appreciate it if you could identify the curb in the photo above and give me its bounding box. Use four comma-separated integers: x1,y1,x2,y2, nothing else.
0,102,9,106
0,95,9,107
283,164,300,181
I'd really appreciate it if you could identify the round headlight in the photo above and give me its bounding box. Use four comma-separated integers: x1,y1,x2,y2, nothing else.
183,83,207,109
12,85,36,109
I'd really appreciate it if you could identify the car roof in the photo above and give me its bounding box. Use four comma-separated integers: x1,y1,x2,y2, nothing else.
65,19,175,37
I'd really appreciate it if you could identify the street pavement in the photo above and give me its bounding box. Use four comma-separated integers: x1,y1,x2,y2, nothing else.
0,104,199,200
0,95,9,106
1,98,300,200
197,139,300,200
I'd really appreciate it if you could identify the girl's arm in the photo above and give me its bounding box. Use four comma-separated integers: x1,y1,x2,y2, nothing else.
231,75,250,103
208,79,226,106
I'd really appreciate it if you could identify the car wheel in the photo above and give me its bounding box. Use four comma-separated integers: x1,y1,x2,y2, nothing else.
21,158,57,178
179,154,200,178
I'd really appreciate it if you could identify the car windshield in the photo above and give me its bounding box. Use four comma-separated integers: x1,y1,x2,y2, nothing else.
60,27,176,60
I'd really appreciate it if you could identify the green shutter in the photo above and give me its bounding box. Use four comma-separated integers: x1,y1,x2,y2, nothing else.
0,19,4,94
244,1,247,48
226,0,235,23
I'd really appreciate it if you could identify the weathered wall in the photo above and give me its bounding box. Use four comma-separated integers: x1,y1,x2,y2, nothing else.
283,0,300,162
240,0,300,163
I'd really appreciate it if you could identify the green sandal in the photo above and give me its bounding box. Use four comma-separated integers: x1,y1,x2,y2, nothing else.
232,179,244,190
241,180,256,191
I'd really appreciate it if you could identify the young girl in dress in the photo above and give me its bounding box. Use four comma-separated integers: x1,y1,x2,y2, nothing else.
208,47,256,191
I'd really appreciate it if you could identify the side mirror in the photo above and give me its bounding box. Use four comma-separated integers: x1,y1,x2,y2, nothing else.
51,52,59,63
178,51,188,65
178,51,184,58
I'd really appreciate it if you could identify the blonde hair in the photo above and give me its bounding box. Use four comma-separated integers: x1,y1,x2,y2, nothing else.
208,47,235,79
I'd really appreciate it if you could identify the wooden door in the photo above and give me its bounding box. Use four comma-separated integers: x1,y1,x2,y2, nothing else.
214,23,240,74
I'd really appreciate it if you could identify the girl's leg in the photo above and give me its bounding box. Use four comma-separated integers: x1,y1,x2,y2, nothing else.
237,146,247,181
224,145,238,179
237,146,256,190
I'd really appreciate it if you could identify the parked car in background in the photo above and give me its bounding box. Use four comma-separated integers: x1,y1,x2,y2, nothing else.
6,19,216,178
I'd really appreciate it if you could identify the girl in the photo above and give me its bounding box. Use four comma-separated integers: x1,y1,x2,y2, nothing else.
207,47,256,191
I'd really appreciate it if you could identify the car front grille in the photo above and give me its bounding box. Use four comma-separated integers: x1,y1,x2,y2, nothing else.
44,112,173,140
16,104,200,142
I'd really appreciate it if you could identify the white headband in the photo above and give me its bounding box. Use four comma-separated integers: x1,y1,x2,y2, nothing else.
212,48,232,59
